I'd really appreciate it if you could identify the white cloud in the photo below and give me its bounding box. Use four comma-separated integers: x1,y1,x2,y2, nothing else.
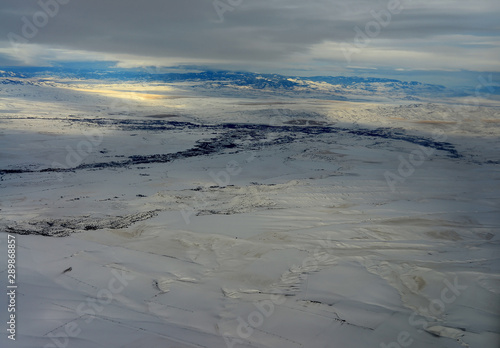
0,0,498,74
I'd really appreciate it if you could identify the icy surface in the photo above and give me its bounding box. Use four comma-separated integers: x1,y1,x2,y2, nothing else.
0,78,499,348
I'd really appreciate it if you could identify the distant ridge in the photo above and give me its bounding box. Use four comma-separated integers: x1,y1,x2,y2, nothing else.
0,66,465,100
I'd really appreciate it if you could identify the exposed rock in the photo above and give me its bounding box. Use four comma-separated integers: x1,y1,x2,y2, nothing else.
6,210,158,237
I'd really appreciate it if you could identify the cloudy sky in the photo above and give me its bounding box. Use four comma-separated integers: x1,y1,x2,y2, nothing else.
0,0,499,85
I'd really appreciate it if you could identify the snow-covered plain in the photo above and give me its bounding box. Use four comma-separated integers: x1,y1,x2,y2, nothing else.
1,78,499,348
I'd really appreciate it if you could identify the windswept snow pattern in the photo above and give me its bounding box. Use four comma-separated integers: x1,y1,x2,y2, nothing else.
0,74,499,348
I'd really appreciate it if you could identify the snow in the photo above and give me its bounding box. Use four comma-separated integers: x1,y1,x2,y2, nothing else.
0,78,499,348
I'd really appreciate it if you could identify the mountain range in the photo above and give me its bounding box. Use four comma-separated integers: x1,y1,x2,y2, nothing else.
0,66,464,101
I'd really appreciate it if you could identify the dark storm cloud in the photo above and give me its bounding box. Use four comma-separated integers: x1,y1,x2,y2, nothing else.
0,0,498,71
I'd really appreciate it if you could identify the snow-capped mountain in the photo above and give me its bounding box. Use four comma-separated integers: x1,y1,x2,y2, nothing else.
0,66,463,101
